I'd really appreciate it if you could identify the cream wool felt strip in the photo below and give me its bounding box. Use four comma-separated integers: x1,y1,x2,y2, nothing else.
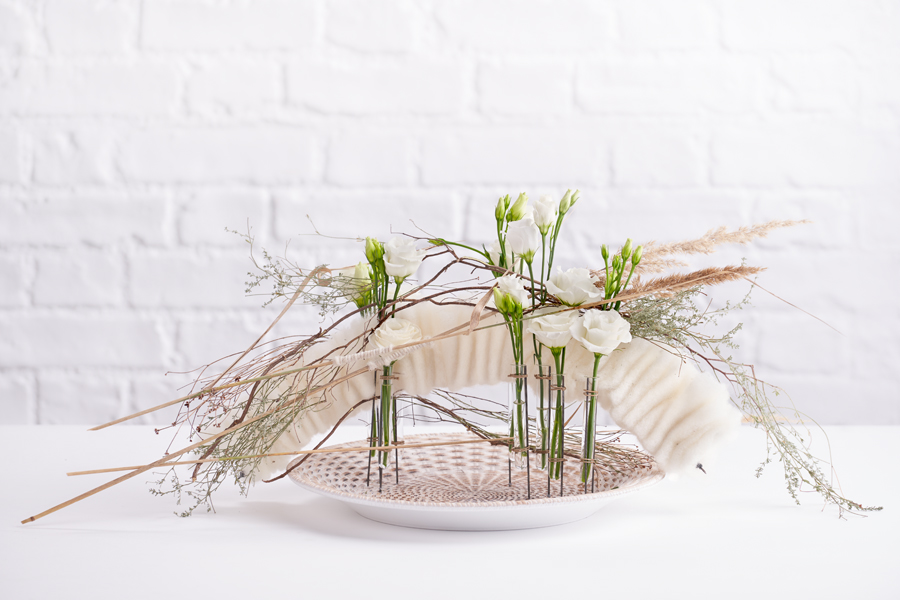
255,302,740,480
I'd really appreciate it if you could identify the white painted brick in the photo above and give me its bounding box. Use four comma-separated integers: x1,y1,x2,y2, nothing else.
577,57,763,114
421,128,607,185
187,60,281,115
613,130,704,187
179,190,268,247
45,0,137,53
0,194,166,246
711,122,900,187
0,255,28,307
850,315,900,382
861,61,900,115
771,54,859,112
273,190,463,265
33,125,117,185
129,253,259,309
326,131,412,186
0,3,38,55
764,374,899,425
130,375,188,426
118,128,316,184
0,61,180,115
142,0,318,51
722,0,898,52
859,195,900,251
34,249,124,307
755,310,850,375
617,0,717,50
0,315,164,367
556,191,752,257
436,0,613,52
0,374,31,424
478,62,572,115
289,60,463,115
38,373,122,425
750,251,859,313
327,0,415,53
0,126,23,182
751,193,855,251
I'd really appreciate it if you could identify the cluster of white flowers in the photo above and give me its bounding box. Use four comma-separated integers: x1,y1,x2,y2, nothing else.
527,307,631,355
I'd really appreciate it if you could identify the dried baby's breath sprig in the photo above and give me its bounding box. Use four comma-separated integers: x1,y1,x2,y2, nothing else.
629,286,881,517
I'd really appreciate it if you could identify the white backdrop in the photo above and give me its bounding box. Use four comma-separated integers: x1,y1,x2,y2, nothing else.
0,0,898,425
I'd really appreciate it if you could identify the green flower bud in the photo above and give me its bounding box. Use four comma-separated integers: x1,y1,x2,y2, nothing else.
506,192,529,222
621,238,633,260
612,254,622,271
495,196,506,221
601,244,609,261
365,237,384,263
632,245,643,265
559,189,573,215
569,189,581,209
493,287,509,315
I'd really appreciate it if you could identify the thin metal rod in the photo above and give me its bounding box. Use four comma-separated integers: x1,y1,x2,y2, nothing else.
393,394,399,485
524,367,531,500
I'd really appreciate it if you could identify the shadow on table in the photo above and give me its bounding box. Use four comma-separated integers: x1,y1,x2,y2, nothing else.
237,496,580,545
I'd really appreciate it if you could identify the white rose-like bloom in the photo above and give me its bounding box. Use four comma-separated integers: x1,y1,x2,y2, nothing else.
371,317,423,364
495,274,530,309
527,309,577,349
532,195,558,234
337,261,371,304
506,219,541,263
488,239,519,270
570,309,632,356
545,267,602,307
384,237,426,282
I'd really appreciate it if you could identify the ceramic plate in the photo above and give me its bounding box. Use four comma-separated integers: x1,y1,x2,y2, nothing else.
287,432,664,531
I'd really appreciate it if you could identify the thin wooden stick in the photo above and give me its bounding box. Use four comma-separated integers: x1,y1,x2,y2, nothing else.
21,365,370,524
89,308,484,431
66,437,513,476
28,300,503,522
90,267,326,431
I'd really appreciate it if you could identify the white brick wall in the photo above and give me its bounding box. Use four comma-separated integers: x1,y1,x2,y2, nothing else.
1,1,898,426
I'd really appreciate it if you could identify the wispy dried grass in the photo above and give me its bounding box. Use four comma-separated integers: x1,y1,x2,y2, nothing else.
637,220,808,274
628,265,765,298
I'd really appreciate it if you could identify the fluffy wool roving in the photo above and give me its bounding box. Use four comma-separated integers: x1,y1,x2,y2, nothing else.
255,302,740,480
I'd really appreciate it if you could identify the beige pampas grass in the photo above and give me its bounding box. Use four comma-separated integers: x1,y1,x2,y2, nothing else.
636,220,808,274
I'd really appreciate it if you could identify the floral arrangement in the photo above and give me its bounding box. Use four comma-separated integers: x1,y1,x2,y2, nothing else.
23,191,881,524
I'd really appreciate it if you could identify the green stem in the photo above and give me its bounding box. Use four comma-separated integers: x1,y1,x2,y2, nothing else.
614,264,637,312
549,347,566,480
539,233,547,303
582,354,603,484
390,281,402,318
430,238,490,260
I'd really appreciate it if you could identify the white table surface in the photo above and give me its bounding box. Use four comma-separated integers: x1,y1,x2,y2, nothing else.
2,424,897,600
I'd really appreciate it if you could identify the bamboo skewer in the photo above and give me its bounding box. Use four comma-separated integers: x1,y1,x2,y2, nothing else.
21,365,369,524
89,267,327,431
66,437,513,477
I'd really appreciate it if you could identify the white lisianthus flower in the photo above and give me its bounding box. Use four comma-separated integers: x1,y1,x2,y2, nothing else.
493,274,529,315
384,237,425,282
488,239,519,270
372,317,423,359
545,267,602,307
506,219,541,263
570,309,632,356
527,308,577,349
338,261,372,306
532,195,558,234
